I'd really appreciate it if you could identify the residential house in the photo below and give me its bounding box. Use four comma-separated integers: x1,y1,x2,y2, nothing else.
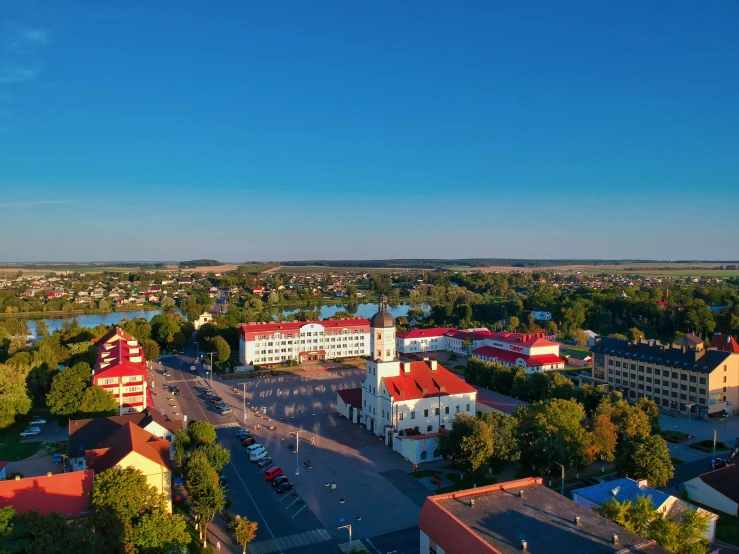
472,331,565,373
418,477,669,554
567,352,592,367
194,312,213,330
711,333,739,353
0,470,95,519
531,308,553,321
85,422,174,512
573,477,717,542
92,327,149,415
68,408,182,471
396,328,455,354
684,463,739,517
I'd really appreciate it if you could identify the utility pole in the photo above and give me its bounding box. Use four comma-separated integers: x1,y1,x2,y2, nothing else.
208,352,214,382
712,429,717,469
242,382,247,425
290,430,301,485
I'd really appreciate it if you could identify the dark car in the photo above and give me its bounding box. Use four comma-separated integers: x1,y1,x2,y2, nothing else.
714,458,727,469
276,481,293,494
172,386,180,395
210,396,223,403
215,402,228,410
242,437,256,447
256,457,272,467
272,476,289,488
236,429,251,439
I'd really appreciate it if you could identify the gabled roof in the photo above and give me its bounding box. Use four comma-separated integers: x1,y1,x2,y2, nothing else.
383,361,476,401
337,387,362,407
681,333,703,346
240,318,370,337
472,346,564,367
68,409,181,457
572,477,671,509
696,463,739,505
94,326,136,345
711,333,739,353
85,422,172,472
0,469,94,518
396,327,455,340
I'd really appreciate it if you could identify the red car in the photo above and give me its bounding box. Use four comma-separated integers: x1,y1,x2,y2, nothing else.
242,437,256,447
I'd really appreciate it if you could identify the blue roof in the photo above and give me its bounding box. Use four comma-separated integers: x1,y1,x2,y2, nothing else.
572,478,671,508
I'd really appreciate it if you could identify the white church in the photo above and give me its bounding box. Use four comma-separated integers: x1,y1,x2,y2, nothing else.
337,297,477,464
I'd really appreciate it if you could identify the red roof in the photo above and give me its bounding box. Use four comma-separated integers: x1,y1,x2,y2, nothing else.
483,331,557,348
94,338,147,382
85,422,172,472
396,327,455,340
0,461,6,473
711,333,739,353
472,346,564,368
337,387,362,407
241,318,370,338
0,469,94,518
383,361,476,401
446,329,496,341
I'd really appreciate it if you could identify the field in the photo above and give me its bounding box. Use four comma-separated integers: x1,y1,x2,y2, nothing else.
469,263,739,278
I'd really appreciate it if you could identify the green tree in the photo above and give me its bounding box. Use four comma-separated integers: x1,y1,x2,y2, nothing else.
140,338,160,361
345,284,358,299
99,299,110,310
618,434,674,488
161,296,176,308
5,510,99,554
46,361,91,415
211,335,231,364
575,329,590,347
231,516,258,554
34,320,49,338
91,467,189,554
0,363,32,429
267,291,279,304
635,397,661,434
79,385,119,417
588,413,618,462
187,420,217,446
195,442,231,474
186,450,226,547
508,316,519,331
173,430,191,468
461,338,474,356
629,327,645,342
437,412,494,472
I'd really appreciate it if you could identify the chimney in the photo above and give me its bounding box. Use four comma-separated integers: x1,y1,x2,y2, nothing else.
470,498,475,508
47,472,52,477
574,515,580,525
612,534,619,545
430,360,438,371
521,539,528,551
519,489,524,498
15,475,20,480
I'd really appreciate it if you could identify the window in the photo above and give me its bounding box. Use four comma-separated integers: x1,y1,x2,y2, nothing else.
616,361,621,367
466,404,471,412
434,407,440,416
609,368,614,374
699,398,706,405
609,377,614,383
681,374,688,381
680,384,687,391
382,410,385,418
399,413,404,420
615,379,621,385
615,370,621,376
631,373,636,380
456,405,460,413
672,372,679,379
629,390,636,398
680,394,687,400
654,368,659,375
427,425,433,432
654,379,660,385
689,386,696,392
724,376,727,383
672,392,678,398
445,407,449,415
662,398,669,407
411,411,416,419
672,382,678,388
646,386,652,392
424,409,428,417
690,375,696,383
699,377,706,385
608,360,614,366
631,364,636,370
646,377,652,383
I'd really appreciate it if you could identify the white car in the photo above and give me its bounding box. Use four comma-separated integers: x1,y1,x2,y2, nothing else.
29,418,47,425
20,428,40,437
190,365,196,371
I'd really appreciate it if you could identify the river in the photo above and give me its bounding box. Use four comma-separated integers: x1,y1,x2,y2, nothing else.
24,302,425,336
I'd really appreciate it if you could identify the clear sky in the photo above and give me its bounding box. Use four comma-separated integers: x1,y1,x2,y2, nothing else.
1,1,737,262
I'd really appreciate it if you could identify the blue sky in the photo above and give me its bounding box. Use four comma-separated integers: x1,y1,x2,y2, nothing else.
1,1,737,262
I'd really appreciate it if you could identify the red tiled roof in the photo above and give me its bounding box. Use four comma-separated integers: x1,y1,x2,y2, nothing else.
0,469,94,518
241,318,370,338
446,329,496,341
94,337,147,381
484,331,558,348
337,387,362,407
85,422,172,472
396,328,455,340
472,346,564,367
383,361,476,401
711,333,739,353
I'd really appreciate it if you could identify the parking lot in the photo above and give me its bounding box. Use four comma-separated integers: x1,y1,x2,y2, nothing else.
153,343,425,552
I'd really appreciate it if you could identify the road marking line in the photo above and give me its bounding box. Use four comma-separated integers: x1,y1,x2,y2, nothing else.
291,504,307,518
284,496,300,509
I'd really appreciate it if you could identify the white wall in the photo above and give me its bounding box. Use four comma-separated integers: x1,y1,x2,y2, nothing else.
420,530,445,554
684,477,738,517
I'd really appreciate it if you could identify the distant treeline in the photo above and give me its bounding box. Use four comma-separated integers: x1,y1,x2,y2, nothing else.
178,259,221,268
0,262,166,270
279,259,668,269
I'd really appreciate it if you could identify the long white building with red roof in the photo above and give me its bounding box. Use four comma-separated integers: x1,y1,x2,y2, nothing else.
239,318,371,366
396,326,565,373
92,327,149,415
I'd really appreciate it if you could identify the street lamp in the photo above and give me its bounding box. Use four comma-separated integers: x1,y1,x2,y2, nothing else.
554,462,565,497
290,430,301,485
338,524,352,551
686,402,696,441
242,382,248,426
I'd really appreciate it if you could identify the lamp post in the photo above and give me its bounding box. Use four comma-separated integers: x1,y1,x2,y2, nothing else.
554,462,565,497
338,524,352,551
686,402,696,440
242,382,248,425
290,430,301,485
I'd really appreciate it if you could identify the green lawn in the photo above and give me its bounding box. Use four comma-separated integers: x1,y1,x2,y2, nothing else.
410,469,437,479
689,440,731,452
662,430,689,442
670,457,684,465
0,414,49,462
717,514,739,546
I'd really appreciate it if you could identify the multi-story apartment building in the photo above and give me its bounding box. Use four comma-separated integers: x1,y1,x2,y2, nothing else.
586,336,739,418
239,318,371,366
92,327,149,415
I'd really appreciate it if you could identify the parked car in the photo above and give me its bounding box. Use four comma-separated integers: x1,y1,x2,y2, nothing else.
190,365,196,371
242,437,256,447
714,458,727,469
215,402,227,410
220,407,232,415
204,388,215,394
257,457,273,468
162,370,171,376
20,428,40,437
29,418,47,425
172,386,180,395
235,429,250,439
210,396,223,403
276,481,294,494
271,476,289,488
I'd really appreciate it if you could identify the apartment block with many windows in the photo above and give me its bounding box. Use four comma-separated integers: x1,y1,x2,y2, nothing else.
585,336,739,418
92,327,149,415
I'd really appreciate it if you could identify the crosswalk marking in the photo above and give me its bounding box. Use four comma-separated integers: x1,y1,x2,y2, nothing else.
247,528,331,554
213,421,241,429
338,539,370,553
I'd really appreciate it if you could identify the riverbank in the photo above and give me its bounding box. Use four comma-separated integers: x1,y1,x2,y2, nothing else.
0,305,161,320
